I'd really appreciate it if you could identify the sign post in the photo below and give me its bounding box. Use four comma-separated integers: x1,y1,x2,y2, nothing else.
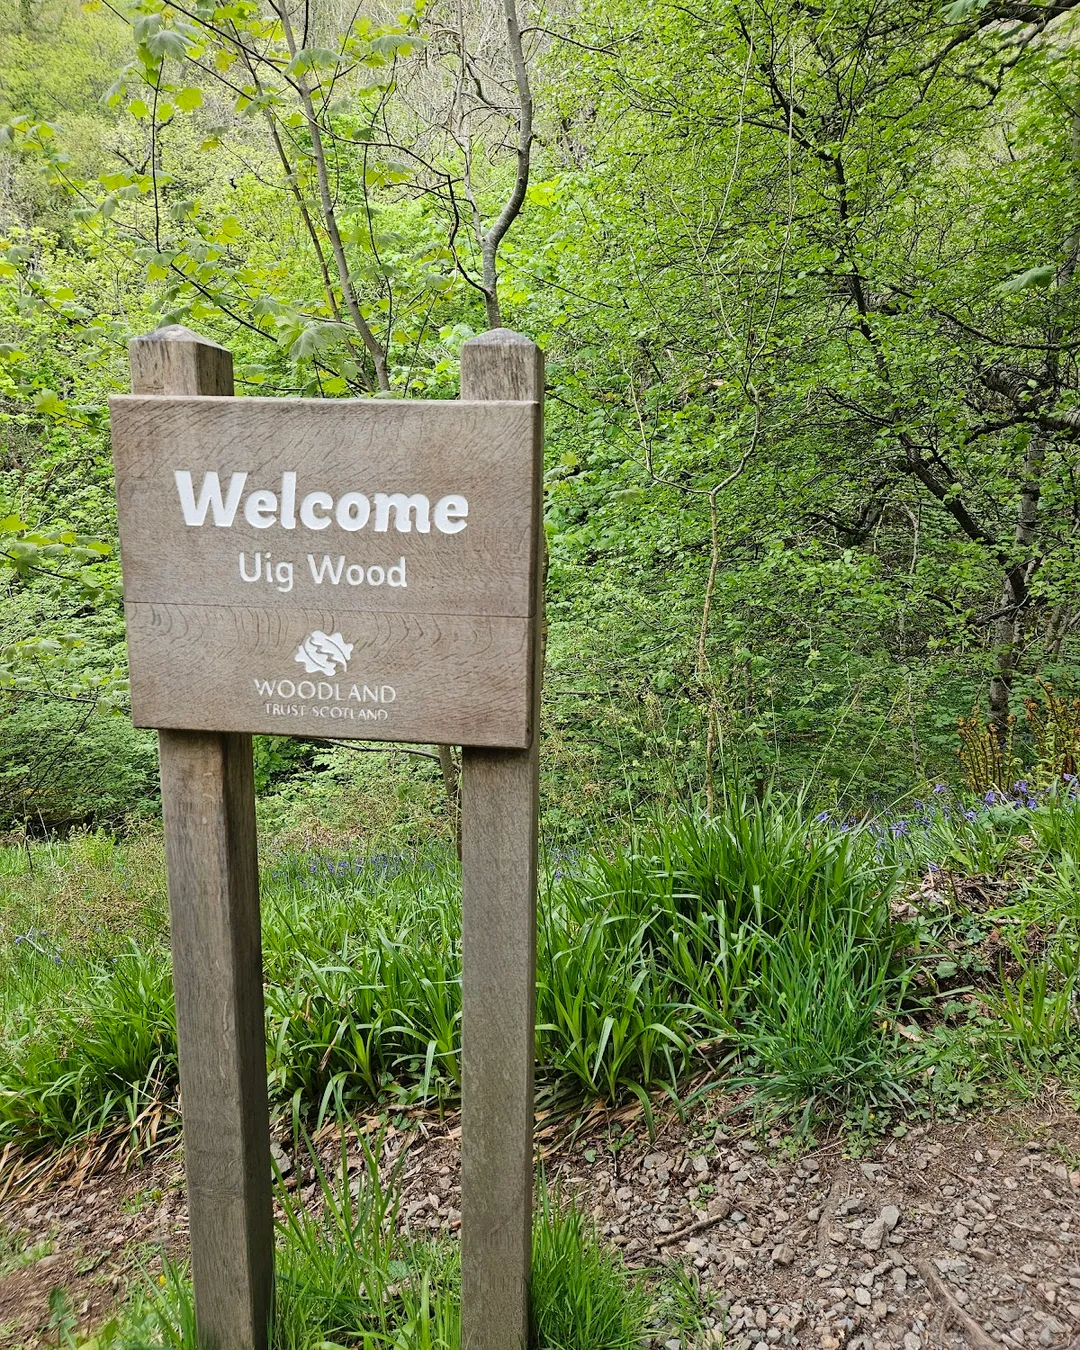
127,327,274,1350
114,324,544,1350
460,331,544,1350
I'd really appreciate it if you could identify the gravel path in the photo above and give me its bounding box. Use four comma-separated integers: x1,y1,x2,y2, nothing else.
1,1099,1078,1348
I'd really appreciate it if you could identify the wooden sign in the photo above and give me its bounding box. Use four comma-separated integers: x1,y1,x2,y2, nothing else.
109,395,542,747
119,325,543,1350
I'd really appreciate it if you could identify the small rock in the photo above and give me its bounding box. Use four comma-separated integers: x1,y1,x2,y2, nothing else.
772,1243,795,1265
903,1335,922,1350
861,1205,899,1250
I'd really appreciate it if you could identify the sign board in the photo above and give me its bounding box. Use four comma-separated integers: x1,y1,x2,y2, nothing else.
108,394,543,747
117,325,544,1350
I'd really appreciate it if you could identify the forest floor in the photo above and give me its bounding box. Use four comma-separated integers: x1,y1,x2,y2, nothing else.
2,1093,1078,1350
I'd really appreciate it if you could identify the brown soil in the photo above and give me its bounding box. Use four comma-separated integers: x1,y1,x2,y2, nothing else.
0,1152,186,1347
1,1096,1078,1349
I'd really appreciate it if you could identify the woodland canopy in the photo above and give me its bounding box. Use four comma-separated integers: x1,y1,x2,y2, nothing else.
2,0,1080,831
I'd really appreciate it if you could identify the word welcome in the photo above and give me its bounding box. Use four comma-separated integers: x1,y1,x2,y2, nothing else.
175,471,468,534
239,553,407,592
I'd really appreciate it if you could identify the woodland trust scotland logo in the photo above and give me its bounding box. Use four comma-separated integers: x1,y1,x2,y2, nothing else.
294,630,353,676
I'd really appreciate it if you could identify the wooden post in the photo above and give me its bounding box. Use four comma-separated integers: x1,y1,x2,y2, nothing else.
459,330,544,1350
129,327,274,1350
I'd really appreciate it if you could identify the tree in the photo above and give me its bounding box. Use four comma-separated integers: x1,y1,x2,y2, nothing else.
534,0,1080,773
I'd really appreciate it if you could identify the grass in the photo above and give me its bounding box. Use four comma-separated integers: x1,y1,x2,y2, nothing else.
1,781,1079,1166
79,1128,658,1350
3,781,1080,1350
0,787,910,1156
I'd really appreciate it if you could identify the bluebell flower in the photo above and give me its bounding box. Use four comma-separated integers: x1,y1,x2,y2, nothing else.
933,783,947,795
892,820,909,836
964,809,977,821
814,811,830,823
985,790,998,804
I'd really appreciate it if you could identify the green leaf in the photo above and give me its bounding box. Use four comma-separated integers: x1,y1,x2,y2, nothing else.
287,322,348,361
175,87,204,113
147,29,193,61
285,47,339,77
998,265,1055,294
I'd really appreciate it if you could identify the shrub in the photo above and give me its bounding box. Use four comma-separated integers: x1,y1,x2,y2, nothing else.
0,696,157,830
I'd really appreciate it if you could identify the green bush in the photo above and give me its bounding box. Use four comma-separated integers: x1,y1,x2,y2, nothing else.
0,790,913,1157
0,696,157,830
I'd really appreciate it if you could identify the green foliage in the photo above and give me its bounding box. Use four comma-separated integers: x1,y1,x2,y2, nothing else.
0,943,176,1150
530,1186,652,1350
982,934,1080,1075
0,790,911,1156
0,694,157,829
3,787,1080,1160
0,512,113,596
2,0,1080,815
94,1133,650,1350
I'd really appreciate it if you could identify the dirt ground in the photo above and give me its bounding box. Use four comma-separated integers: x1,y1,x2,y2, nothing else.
1,1095,1078,1349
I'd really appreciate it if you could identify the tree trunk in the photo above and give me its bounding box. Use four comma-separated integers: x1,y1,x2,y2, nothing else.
989,438,1045,745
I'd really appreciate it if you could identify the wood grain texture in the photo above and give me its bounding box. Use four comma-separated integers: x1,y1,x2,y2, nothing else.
131,329,274,1350
109,392,542,747
459,330,545,1350
124,603,531,746
109,396,540,616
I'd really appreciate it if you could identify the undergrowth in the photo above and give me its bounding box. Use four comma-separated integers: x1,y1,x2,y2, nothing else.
1,781,1078,1163
74,1131,658,1350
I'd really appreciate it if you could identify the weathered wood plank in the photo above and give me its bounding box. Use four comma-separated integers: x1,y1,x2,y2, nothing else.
123,603,532,746
129,327,274,1350
108,393,542,747
108,396,541,617
459,330,545,1350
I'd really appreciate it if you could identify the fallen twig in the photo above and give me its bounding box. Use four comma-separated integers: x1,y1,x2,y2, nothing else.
655,1201,732,1248
916,1257,998,1350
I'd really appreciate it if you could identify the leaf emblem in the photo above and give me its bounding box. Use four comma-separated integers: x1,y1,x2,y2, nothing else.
294,630,354,676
